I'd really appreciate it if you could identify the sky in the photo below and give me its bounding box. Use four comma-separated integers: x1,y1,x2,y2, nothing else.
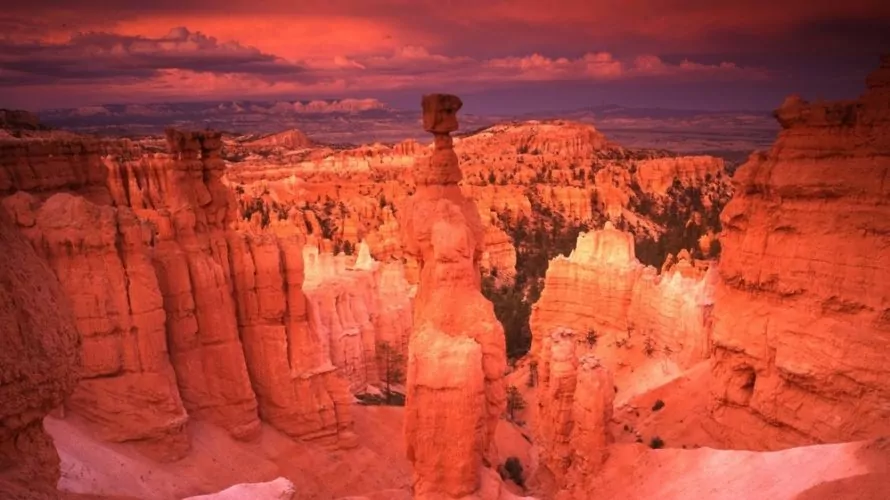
1,0,888,114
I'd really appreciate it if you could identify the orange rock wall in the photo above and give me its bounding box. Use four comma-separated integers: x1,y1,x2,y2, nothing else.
709,57,890,448
0,129,357,458
530,224,715,368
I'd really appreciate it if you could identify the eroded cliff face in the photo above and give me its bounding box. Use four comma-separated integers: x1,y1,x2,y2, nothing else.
0,210,80,497
302,241,415,392
528,224,711,493
534,329,615,490
530,223,715,369
635,156,725,196
0,129,358,459
708,56,890,448
3,191,190,460
400,94,516,499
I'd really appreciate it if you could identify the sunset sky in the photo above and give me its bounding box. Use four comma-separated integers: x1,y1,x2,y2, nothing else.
1,0,888,113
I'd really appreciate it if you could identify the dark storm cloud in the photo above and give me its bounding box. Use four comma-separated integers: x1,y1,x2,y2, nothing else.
0,27,307,86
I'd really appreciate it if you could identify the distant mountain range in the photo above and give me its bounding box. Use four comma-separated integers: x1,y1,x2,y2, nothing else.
35,99,778,162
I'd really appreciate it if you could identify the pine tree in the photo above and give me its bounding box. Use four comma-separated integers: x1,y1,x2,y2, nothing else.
376,341,405,404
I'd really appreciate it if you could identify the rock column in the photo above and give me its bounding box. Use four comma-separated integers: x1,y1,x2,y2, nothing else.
401,94,509,499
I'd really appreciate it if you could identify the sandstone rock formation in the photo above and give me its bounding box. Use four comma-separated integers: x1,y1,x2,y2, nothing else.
527,224,714,494
1,128,358,459
0,109,44,131
533,329,614,488
0,210,80,497
709,55,890,448
456,120,612,157
226,227,355,446
3,191,191,460
400,94,511,499
301,241,415,392
244,129,314,150
530,223,715,369
634,156,724,196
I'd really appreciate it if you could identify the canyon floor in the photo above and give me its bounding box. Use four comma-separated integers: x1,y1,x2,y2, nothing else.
47,380,890,500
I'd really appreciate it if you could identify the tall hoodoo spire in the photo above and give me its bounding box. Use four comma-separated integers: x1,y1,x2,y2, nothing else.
400,94,516,499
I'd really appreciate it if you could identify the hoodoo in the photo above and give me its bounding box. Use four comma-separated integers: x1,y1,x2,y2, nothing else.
400,94,517,499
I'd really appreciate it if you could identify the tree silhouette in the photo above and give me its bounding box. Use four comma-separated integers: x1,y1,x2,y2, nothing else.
376,341,405,404
506,385,526,421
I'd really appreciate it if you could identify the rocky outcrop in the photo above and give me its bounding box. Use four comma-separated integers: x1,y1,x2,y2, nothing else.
301,241,414,392
634,156,725,195
1,128,358,459
0,109,44,130
226,226,355,446
0,210,80,497
709,56,890,448
0,137,140,202
400,94,512,499
126,130,261,441
243,129,314,149
530,223,715,369
480,214,517,286
528,224,715,495
456,120,612,157
534,328,614,489
3,191,190,460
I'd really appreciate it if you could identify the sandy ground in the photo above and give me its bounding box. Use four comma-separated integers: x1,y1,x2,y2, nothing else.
48,404,534,500
48,352,889,500
504,339,890,500
48,406,411,500
588,438,890,500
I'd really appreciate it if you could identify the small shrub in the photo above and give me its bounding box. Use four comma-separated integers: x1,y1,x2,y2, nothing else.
585,329,598,347
650,436,665,449
503,457,525,487
527,361,538,388
652,399,665,412
506,385,526,421
643,335,655,357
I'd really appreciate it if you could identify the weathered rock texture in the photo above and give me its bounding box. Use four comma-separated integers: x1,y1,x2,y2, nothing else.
401,94,511,499
528,224,714,493
226,226,355,446
0,128,357,458
530,223,716,368
302,241,415,392
709,56,890,448
3,191,191,460
534,329,614,488
0,210,80,497
635,156,725,195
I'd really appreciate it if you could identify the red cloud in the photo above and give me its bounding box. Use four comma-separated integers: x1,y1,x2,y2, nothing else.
1,0,886,109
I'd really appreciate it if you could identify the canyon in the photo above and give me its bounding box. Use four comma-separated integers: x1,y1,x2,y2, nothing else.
0,56,888,500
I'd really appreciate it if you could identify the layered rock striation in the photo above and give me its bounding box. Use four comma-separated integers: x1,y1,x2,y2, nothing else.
400,94,513,499
709,56,890,447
